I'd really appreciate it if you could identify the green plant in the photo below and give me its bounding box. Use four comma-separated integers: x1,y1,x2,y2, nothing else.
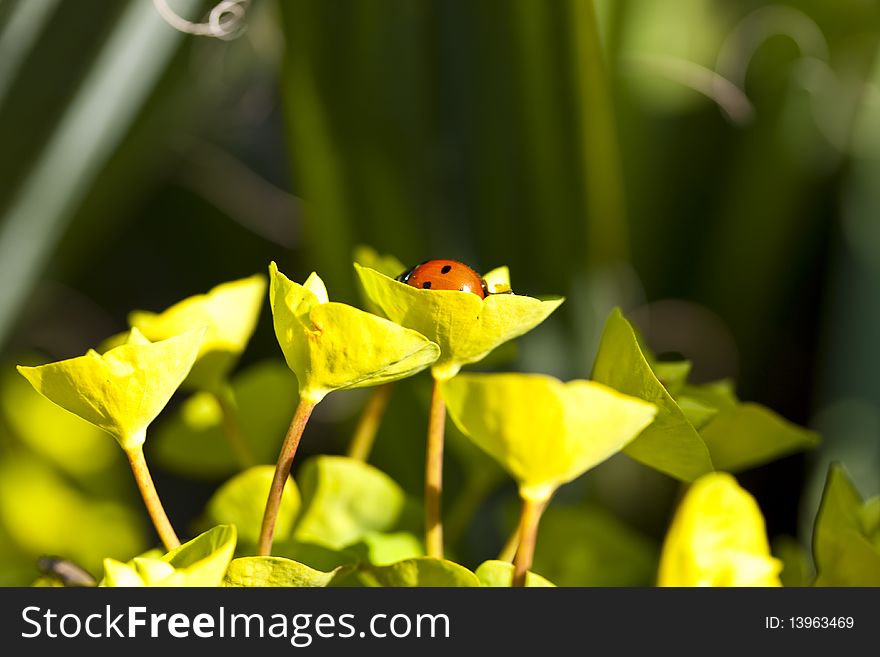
16,251,873,589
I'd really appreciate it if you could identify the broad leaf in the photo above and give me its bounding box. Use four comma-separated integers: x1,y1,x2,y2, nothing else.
347,531,423,566
103,525,237,587
223,556,347,587
699,404,820,473
475,560,555,587
129,274,266,393
17,328,204,450
658,473,781,586
355,264,563,381
591,308,714,482
651,360,692,397
293,456,407,549
204,466,300,545
443,372,656,502
270,263,439,402
356,557,479,587
272,539,361,572
353,245,405,317
813,465,880,586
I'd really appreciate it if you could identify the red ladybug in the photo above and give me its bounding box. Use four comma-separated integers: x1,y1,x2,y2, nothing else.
396,259,488,298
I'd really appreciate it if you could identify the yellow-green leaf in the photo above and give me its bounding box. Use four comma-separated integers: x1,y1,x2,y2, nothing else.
204,466,300,545
475,560,555,587
270,262,440,402
356,557,479,587
481,266,512,294
355,264,563,380
353,245,406,279
813,464,880,586
223,556,348,587
353,246,406,317
652,360,692,397
592,308,714,482
102,525,237,587
657,473,782,587
442,373,657,502
349,531,423,566
700,404,820,473
293,456,406,549
17,328,205,450
129,274,266,393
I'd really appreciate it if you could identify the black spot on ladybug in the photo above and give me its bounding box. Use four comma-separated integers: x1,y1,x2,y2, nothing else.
422,281,432,289
440,265,452,274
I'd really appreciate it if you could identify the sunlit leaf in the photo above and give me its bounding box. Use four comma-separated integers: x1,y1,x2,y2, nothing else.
676,396,720,430
204,466,300,545
161,524,237,585
475,560,555,587
353,245,406,279
347,531,423,566
813,464,880,586
481,266,512,294
353,245,405,317
293,456,407,549
355,264,563,381
271,539,360,572
102,525,237,587
270,262,439,402
443,372,656,502
17,328,204,450
223,556,348,587
658,473,781,586
651,360,692,397
699,404,820,472
356,557,480,587
678,380,738,411
592,308,714,482
129,274,266,393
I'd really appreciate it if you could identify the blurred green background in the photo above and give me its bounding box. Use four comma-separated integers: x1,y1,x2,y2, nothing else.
1,0,878,585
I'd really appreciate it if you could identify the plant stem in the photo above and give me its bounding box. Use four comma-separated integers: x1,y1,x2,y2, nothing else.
257,398,316,556
499,495,550,563
346,383,393,462
215,386,255,468
512,495,546,587
125,445,180,552
425,377,446,559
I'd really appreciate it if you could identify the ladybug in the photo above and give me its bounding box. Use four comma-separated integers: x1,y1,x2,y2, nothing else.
396,259,488,298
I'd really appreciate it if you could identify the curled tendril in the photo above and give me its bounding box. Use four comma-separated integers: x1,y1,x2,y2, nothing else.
153,0,251,41
715,5,830,92
624,6,842,131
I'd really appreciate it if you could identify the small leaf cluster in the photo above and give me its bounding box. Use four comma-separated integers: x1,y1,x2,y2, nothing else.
6,249,865,588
